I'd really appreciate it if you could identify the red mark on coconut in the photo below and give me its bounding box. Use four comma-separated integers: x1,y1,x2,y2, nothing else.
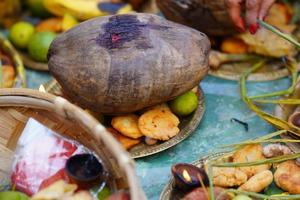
111,34,120,43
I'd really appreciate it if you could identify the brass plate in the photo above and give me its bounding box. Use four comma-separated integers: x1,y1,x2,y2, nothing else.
209,61,300,82
18,50,48,71
43,79,205,158
159,152,227,200
274,78,300,153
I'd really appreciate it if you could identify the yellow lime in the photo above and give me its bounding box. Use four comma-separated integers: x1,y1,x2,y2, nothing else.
27,31,56,62
169,91,198,116
27,0,51,18
9,21,35,49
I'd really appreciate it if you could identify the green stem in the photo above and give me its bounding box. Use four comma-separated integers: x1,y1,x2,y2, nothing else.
258,19,300,49
226,189,300,199
207,163,214,200
212,152,300,168
220,139,300,148
249,60,298,99
240,60,267,102
253,98,300,104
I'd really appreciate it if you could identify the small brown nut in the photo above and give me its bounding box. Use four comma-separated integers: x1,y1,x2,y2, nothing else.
238,170,273,192
233,144,271,178
212,167,248,187
144,137,158,145
263,144,292,158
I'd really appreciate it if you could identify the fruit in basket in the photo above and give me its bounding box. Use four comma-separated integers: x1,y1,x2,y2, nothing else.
0,191,29,200
28,31,56,62
97,186,111,200
111,114,143,139
9,22,34,49
170,91,198,117
27,0,51,18
48,13,210,114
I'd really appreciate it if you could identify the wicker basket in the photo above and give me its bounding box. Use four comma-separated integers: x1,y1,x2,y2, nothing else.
0,88,146,200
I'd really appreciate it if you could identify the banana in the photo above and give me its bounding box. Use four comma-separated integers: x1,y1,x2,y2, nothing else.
43,0,133,21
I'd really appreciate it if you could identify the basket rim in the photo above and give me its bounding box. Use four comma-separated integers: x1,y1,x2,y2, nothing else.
0,88,146,200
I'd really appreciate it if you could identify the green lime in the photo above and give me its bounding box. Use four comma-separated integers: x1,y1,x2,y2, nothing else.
27,0,51,18
232,195,252,200
169,91,198,116
0,191,29,200
9,22,35,49
97,186,111,200
27,31,56,62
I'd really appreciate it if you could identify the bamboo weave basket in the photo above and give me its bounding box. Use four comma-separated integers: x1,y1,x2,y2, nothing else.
0,88,146,200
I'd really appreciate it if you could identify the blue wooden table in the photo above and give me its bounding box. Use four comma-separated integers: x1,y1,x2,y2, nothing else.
26,69,291,199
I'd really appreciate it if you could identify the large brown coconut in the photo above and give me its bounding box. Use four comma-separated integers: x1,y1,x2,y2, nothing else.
48,13,210,114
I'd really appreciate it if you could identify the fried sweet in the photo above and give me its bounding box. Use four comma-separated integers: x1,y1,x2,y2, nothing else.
211,167,247,187
111,114,143,139
138,108,180,140
274,160,300,194
233,144,270,178
239,170,273,193
107,128,141,150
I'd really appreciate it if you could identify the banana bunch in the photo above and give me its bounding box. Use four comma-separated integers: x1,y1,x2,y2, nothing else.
43,0,133,21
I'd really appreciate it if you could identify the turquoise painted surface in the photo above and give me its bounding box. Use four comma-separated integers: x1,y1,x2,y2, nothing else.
26,71,291,200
